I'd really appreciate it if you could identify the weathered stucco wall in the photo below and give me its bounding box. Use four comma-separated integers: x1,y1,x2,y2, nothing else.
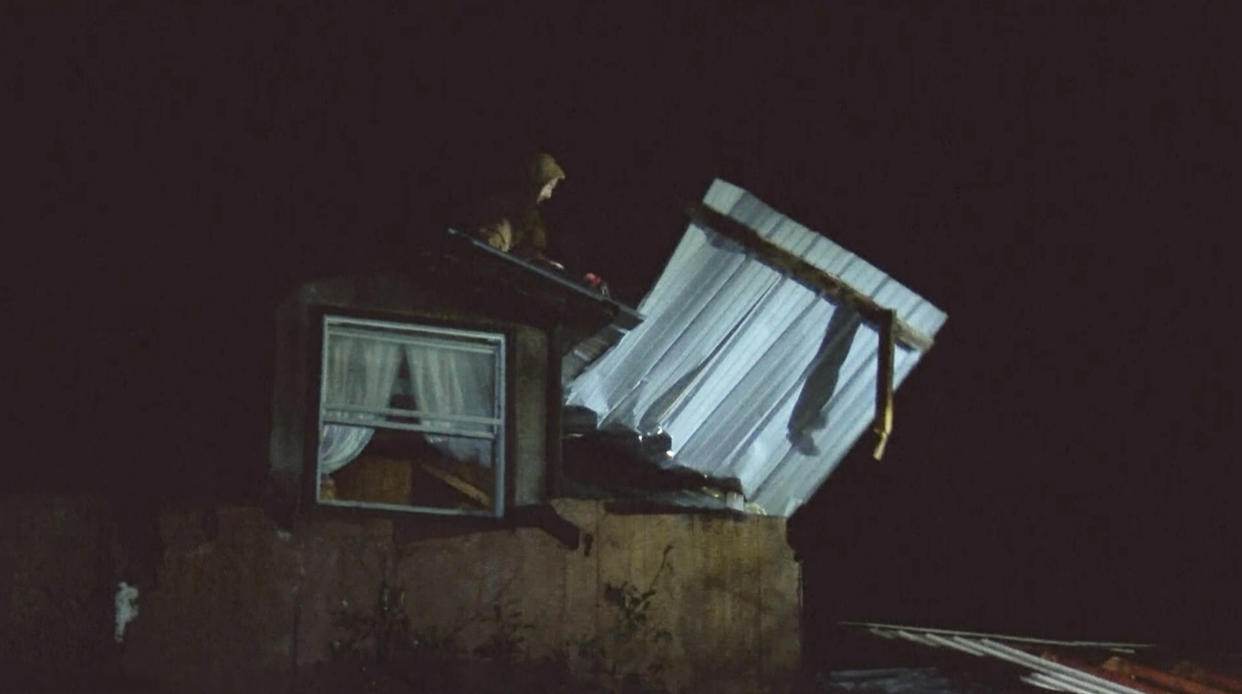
1,495,115,682
2,495,800,692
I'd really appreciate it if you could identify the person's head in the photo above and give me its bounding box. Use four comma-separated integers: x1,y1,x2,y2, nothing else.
528,152,566,203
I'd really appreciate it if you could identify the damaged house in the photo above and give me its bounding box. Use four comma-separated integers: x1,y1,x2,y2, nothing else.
5,180,944,692
257,178,943,688
267,178,946,521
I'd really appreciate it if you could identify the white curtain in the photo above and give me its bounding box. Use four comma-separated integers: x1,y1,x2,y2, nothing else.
319,332,498,473
319,336,402,473
405,343,496,466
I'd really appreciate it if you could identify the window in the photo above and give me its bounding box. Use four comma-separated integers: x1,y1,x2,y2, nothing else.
316,315,506,517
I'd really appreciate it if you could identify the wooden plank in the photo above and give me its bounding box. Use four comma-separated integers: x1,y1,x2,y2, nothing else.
419,462,491,508
685,202,935,352
872,309,895,460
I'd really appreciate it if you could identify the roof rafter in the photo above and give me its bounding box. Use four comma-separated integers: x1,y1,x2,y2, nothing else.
685,202,935,352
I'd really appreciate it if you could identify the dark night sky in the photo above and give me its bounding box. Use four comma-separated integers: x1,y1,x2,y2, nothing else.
6,1,1240,653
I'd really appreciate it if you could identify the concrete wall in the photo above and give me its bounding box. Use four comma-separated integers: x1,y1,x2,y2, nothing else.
2,495,801,693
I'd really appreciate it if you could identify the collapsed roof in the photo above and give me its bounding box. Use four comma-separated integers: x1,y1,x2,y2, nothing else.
564,179,948,517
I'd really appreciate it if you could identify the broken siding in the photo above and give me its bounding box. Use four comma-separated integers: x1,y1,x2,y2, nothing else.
566,179,947,516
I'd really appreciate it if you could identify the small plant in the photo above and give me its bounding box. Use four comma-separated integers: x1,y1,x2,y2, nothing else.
472,597,535,663
327,575,547,692
576,544,675,693
330,581,408,660
324,547,679,693
328,581,414,692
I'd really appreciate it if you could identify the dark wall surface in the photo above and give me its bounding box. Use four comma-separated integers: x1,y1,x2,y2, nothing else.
1,495,799,691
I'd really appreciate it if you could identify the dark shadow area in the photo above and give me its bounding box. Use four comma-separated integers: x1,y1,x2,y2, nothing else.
788,305,864,455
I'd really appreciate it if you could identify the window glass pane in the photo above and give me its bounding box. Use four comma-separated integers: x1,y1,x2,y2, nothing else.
318,426,498,515
397,343,498,419
407,434,498,513
318,316,505,517
319,423,376,475
322,335,403,409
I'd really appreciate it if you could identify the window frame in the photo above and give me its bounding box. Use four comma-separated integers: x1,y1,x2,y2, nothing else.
311,309,512,519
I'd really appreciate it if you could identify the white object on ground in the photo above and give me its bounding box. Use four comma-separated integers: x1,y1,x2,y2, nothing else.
114,581,140,644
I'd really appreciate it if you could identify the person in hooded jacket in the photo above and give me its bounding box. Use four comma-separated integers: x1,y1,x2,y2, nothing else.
469,151,567,268
466,151,610,295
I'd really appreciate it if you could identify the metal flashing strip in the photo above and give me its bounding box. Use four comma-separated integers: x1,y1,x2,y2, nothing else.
444,228,644,329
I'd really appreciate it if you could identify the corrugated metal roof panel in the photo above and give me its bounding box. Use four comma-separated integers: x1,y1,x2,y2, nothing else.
565,179,948,516
843,623,1181,694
